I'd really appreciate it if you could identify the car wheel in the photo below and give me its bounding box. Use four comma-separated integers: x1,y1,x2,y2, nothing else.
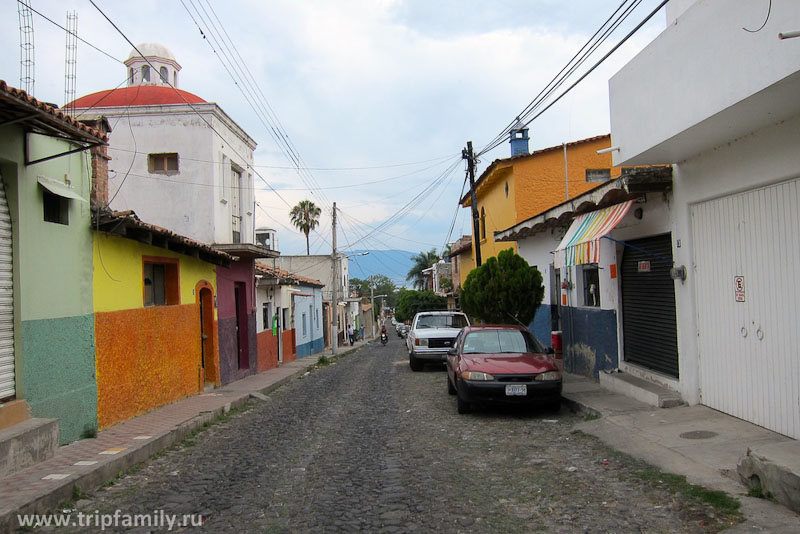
447,375,456,395
409,352,423,372
457,393,471,414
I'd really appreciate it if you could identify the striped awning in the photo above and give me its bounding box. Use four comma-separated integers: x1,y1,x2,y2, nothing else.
554,200,635,268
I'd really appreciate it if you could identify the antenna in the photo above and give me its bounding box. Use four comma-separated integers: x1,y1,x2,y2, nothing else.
64,11,78,112
18,0,35,95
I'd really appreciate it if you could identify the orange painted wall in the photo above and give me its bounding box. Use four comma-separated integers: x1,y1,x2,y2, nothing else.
95,304,202,429
257,330,279,372
514,137,619,222
282,329,297,363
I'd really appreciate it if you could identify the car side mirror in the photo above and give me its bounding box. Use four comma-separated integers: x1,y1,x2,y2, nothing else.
545,347,555,355
447,347,457,356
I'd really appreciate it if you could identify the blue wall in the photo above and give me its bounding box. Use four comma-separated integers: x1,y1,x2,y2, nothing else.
297,336,324,358
561,306,618,378
529,304,553,348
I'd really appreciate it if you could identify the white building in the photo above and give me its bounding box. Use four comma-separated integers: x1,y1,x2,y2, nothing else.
540,0,800,440
70,43,257,246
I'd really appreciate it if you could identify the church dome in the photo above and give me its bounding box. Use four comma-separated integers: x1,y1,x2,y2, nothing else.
127,43,176,63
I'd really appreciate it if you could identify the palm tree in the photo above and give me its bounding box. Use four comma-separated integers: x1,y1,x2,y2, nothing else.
406,248,439,290
289,200,321,255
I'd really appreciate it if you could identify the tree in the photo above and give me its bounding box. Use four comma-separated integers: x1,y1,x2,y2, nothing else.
289,200,321,255
349,275,398,307
394,289,447,323
406,248,439,290
460,248,544,326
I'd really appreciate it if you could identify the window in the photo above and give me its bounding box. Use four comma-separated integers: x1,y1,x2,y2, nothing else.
148,153,179,174
579,263,601,307
141,65,150,82
505,181,509,197
174,71,178,86
159,66,168,83
480,207,486,241
316,308,319,329
143,258,179,306
302,313,307,337
43,190,69,225
586,169,611,182
231,166,242,243
128,67,135,83
262,302,272,332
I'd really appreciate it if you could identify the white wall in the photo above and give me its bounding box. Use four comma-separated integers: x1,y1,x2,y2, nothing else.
670,114,800,404
516,229,562,307
610,0,800,166
75,103,256,246
293,285,324,347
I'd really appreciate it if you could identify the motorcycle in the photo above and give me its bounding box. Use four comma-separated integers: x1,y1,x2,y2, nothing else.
380,332,388,345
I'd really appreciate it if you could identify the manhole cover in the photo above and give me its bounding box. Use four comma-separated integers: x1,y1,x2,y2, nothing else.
679,430,718,440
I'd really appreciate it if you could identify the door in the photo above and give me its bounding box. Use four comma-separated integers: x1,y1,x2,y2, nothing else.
0,177,14,401
198,287,214,384
692,178,800,438
620,234,679,377
234,282,249,369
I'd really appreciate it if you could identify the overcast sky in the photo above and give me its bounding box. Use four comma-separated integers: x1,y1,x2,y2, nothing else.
1,0,666,260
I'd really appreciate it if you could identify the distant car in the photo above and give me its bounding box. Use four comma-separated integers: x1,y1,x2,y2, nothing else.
406,311,470,371
446,325,562,414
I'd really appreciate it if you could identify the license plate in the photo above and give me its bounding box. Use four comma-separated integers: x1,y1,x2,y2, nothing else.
505,384,527,396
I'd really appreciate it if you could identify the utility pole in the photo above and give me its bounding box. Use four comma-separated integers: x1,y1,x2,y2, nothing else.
331,202,338,355
370,276,376,339
463,141,482,267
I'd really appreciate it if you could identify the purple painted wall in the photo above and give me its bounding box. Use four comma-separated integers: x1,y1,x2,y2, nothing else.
216,259,258,384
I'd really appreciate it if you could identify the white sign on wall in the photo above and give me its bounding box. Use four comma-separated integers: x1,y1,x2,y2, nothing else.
734,276,745,302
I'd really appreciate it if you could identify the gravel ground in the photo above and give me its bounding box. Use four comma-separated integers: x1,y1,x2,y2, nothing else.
55,340,735,533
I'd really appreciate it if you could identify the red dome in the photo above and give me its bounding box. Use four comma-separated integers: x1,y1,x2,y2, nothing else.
69,86,206,109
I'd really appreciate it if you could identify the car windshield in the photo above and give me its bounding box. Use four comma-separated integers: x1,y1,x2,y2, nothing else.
462,329,544,354
416,314,468,329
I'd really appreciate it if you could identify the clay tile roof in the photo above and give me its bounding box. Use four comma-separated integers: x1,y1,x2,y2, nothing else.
460,134,611,206
0,80,107,142
255,263,325,288
94,209,233,266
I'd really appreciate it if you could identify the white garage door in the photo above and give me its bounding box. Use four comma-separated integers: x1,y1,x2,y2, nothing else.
0,177,14,401
692,177,800,439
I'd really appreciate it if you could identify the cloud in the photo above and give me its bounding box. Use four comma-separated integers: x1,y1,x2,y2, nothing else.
1,0,667,256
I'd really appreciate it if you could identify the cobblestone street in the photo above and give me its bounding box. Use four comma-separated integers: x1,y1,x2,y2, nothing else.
63,341,734,533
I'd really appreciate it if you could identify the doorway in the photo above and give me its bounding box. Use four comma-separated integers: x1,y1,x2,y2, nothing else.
234,282,249,370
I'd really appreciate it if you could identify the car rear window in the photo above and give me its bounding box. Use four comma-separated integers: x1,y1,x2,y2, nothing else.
416,314,469,329
462,329,544,354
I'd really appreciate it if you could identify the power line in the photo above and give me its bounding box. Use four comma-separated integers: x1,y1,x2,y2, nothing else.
477,0,662,157
88,0,295,215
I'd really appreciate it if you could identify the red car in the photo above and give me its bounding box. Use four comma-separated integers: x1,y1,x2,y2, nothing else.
446,325,562,414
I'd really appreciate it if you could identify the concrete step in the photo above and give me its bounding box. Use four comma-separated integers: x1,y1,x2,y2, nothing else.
0,418,59,478
738,441,800,514
598,371,683,408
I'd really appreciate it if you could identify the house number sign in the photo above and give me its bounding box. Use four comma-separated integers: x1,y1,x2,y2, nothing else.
734,276,745,302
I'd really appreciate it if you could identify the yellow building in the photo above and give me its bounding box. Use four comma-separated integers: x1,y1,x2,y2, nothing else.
93,210,231,429
457,131,619,283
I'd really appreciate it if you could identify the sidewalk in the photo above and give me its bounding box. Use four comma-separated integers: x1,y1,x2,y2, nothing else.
562,372,800,532
0,341,368,533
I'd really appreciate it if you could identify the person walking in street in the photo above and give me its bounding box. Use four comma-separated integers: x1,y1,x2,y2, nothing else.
348,323,355,345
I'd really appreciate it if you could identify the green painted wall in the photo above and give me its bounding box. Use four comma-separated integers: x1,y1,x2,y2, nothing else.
0,127,97,443
21,315,97,443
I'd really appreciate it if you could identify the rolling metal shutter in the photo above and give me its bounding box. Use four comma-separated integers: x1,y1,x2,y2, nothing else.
621,234,679,378
0,178,14,400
